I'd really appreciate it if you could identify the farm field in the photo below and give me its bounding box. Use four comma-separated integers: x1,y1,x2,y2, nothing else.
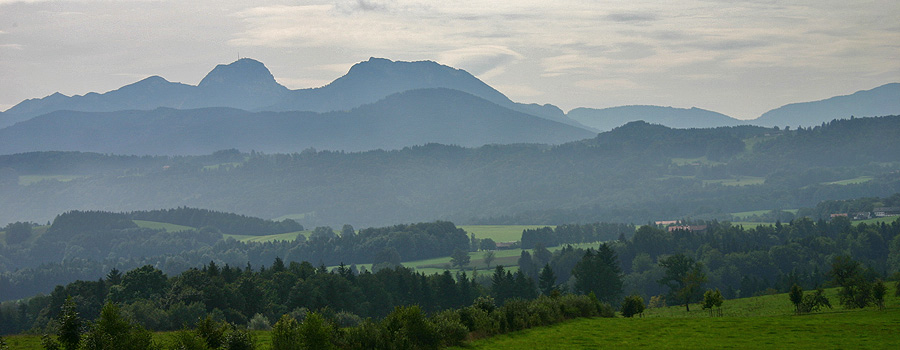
730,208,798,219
702,176,765,186
17,175,86,186
133,220,194,232
823,176,874,185
223,231,310,243
455,283,900,350
347,241,607,275
220,224,550,244
459,225,550,243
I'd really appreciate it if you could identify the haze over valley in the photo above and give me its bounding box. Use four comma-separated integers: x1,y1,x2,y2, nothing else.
1,1,899,349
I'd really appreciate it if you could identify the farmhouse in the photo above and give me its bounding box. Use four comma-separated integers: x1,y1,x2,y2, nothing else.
874,207,900,217
667,225,707,232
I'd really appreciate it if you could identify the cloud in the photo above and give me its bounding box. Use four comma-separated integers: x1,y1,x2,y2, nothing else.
605,12,658,23
437,46,522,78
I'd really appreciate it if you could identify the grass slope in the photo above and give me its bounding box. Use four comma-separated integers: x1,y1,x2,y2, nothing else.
455,283,900,350
133,220,195,232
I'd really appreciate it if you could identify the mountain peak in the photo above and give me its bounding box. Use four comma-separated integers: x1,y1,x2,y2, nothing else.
198,58,282,89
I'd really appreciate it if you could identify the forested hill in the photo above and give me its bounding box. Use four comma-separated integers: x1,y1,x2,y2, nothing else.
1,116,899,227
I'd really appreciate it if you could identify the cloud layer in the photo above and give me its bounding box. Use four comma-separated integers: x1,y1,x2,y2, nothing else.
1,0,898,119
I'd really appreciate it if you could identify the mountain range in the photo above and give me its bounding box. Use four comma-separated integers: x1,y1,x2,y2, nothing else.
0,57,897,154
0,88,593,155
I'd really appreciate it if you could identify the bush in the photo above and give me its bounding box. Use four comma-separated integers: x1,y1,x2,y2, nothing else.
247,313,271,331
621,295,645,318
194,316,227,349
223,328,255,350
799,288,832,313
457,306,497,337
298,312,334,350
167,330,209,350
382,305,439,350
430,310,468,347
271,315,302,350
337,319,385,350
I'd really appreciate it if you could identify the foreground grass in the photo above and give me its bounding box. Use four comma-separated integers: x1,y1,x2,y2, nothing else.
456,284,900,350
455,309,900,349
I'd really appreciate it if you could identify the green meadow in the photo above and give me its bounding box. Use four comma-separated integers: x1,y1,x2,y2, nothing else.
459,225,550,243
823,176,874,185
17,175,86,186
455,283,900,350
702,176,766,187
133,220,195,232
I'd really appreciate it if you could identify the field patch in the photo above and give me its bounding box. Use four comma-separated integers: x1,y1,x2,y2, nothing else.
703,176,765,186
224,230,310,243
459,225,551,243
133,220,195,232
823,176,873,185
18,175,86,186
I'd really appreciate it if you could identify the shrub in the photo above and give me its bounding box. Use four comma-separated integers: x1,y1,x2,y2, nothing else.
382,305,439,350
167,330,209,350
330,311,362,328
872,279,886,310
337,319,384,350
195,316,227,349
430,310,468,347
457,306,497,337
621,295,645,318
247,313,271,331
799,288,832,313
223,328,255,350
271,315,302,350
299,312,334,350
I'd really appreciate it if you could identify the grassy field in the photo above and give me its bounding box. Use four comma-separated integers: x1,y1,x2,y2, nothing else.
731,208,798,219
224,231,311,243
459,225,550,243
17,175,86,186
823,176,874,185
455,283,900,350
702,176,765,187
346,242,609,275
670,157,725,166
133,220,195,232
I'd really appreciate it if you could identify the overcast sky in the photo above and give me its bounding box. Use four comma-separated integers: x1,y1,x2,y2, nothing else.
1,0,898,120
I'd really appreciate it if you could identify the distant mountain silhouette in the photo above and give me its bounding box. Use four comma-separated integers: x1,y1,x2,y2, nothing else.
752,83,900,127
0,88,595,155
567,105,745,131
0,58,586,129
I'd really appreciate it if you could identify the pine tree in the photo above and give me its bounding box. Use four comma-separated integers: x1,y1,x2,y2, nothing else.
538,264,557,295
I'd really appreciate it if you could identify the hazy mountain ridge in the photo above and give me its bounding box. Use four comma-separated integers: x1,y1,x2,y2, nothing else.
0,57,896,133
753,83,900,127
0,88,594,155
0,57,586,129
568,105,745,132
